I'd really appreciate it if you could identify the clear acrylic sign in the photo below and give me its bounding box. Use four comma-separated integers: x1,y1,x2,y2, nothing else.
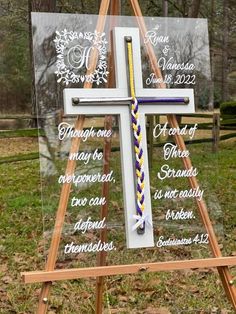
31,12,223,268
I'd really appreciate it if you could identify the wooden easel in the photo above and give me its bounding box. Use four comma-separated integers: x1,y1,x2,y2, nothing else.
22,0,236,313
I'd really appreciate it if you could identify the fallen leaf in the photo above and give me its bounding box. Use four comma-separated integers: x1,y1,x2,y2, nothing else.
0,264,8,273
145,307,171,314
110,309,121,314
1,275,13,284
148,278,161,287
81,291,92,299
188,285,200,294
118,295,129,302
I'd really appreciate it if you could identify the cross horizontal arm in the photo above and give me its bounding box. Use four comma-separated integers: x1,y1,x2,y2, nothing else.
64,88,194,115
72,97,189,105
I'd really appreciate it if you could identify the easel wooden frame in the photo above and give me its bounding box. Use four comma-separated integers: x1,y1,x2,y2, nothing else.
22,0,236,313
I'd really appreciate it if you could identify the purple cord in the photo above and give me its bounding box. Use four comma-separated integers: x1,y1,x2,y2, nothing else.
137,97,188,104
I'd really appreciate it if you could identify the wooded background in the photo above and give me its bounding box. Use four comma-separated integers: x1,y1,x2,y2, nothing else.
0,0,235,114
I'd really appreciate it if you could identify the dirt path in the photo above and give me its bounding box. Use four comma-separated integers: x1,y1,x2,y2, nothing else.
0,137,38,157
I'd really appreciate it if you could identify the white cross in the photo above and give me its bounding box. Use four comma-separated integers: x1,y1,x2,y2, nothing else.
63,27,194,248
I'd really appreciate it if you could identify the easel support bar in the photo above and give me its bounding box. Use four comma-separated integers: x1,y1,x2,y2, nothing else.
22,256,236,284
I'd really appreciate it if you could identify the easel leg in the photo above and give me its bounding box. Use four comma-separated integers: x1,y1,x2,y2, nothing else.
167,114,236,309
37,116,85,314
36,1,111,312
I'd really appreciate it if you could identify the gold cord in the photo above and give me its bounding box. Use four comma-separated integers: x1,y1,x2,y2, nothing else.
127,41,136,99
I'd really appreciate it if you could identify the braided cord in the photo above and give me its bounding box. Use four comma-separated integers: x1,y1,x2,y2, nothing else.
127,41,145,226
131,98,145,217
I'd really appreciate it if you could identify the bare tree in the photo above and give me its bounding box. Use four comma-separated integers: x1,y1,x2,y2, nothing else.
28,0,57,125
208,0,215,110
222,0,229,102
30,0,57,12
188,0,202,18
178,0,203,115
162,0,168,16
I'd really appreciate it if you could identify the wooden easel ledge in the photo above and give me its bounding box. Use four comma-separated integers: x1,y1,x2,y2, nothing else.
22,256,236,284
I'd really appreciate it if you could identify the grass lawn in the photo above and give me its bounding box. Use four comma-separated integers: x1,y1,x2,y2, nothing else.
0,135,236,313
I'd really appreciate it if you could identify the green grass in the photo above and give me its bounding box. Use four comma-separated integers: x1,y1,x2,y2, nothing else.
0,140,236,313
0,129,39,138
0,152,39,164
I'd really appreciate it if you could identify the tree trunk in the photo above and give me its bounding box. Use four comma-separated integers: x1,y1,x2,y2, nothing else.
28,0,36,126
176,0,202,121
162,0,168,16
28,0,57,125
188,0,202,18
31,0,57,12
208,0,215,110
222,0,229,102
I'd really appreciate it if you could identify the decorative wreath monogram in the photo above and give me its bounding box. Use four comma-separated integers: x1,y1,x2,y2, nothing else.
54,29,109,85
